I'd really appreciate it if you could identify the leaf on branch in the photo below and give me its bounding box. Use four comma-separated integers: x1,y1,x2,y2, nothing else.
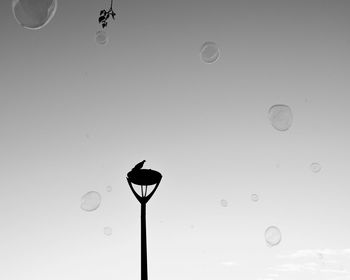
98,16,105,23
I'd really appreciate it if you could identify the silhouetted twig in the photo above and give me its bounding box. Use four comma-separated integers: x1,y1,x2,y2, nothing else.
98,0,117,28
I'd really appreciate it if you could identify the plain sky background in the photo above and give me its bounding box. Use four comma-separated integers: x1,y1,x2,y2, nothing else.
1,0,350,279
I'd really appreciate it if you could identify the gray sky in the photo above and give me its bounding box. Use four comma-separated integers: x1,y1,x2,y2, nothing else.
1,0,350,279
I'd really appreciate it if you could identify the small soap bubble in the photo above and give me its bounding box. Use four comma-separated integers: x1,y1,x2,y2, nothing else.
265,226,282,247
95,30,109,46
80,191,101,212
104,227,112,236
251,194,259,202
220,199,228,207
106,185,112,192
200,41,220,64
12,0,57,30
268,104,293,131
310,162,321,173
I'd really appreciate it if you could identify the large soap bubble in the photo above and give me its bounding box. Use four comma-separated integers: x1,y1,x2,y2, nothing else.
95,30,109,46
12,0,57,30
81,191,101,212
265,226,282,247
200,41,220,64
268,104,293,131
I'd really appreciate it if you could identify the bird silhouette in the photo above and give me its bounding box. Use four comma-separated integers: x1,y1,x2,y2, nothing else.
132,160,146,171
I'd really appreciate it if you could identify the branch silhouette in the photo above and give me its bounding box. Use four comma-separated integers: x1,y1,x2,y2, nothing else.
98,0,117,28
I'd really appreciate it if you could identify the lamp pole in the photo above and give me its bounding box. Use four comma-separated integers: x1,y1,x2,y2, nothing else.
140,201,147,280
127,162,162,280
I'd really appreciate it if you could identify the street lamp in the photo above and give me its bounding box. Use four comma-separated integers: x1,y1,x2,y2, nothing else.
127,161,162,280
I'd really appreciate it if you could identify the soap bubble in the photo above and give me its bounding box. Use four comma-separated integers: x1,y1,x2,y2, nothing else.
268,104,293,131
12,0,57,30
220,199,228,207
265,226,282,247
310,162,321,173
200,41,220,64
104,227,112,236
106,185,112,192
80,191,101,212
95,30,109,46
251,194,259,202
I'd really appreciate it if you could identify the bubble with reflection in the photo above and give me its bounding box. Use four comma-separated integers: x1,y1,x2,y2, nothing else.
12,0,57,30
104,227,112,236
268,104,293,131
310,162,321,173
265,225,281,247
80,191,101,212
95,30,109,46
200,41,220,64
251,194,259,202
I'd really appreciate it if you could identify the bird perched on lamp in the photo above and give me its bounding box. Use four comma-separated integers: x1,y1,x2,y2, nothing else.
132,160,146,172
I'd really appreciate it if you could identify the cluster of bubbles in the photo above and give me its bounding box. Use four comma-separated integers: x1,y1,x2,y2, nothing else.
14,0,319,254
12,0,57,30
200,41,220,64
197,39,288,249
310,162,322,173
268,104,293,131
80,185,112,212
12,0,111,47
217,198,281,247
265,226,282,247
217,196,282,247
81,190,114,237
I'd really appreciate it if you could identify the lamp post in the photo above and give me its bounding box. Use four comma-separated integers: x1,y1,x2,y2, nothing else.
127,161,162,280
